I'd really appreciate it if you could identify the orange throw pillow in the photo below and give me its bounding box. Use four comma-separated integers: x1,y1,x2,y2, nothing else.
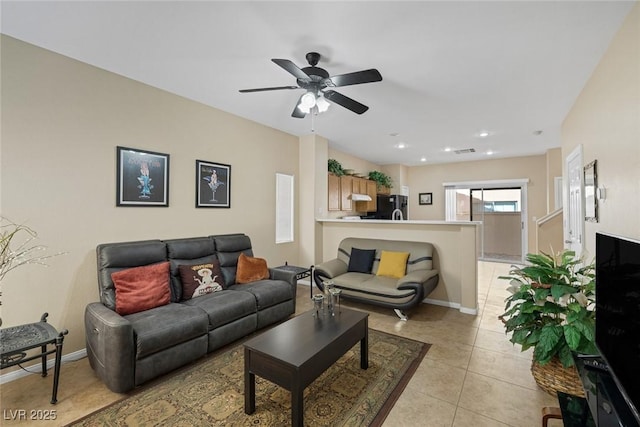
236,253,269,284
111,262,171,315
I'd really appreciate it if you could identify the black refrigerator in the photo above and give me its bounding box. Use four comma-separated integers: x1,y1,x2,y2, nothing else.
373,194,408,219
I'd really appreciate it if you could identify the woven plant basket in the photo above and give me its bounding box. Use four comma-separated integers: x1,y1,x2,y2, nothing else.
531,357,585,397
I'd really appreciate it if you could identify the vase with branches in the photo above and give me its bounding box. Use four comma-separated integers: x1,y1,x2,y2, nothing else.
1,217,64,325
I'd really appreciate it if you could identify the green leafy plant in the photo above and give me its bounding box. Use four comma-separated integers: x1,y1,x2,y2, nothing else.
499,250,596,368
328,159,345,176
368,171,393,189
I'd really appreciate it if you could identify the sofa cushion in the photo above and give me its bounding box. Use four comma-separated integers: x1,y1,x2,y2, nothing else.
236,253,270,284
213,234,254,285
178,261,225,300
376,251,410,279
332,274,416,304
348,247,376,273
180,289,257,329
111,262,171,315
96,240,167,311
228,280,293,310
165,237,217,302
125,303,208,359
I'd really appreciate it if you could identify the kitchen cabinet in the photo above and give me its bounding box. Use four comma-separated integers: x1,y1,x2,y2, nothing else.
356,179,378,212
328,173,340,211
340,175,353,211
352,177,366,194
328,174,377,212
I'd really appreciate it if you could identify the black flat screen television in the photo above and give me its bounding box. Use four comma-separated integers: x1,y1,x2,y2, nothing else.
596,232,640,424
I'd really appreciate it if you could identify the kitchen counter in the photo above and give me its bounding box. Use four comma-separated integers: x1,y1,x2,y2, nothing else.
316,218,479,314
317,218,481,226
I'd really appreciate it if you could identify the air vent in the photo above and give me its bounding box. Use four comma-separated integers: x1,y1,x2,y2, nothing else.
454,148,476,154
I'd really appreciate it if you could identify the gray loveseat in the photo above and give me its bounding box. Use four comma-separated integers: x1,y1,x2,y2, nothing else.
84,233,296,393
313,237,439,320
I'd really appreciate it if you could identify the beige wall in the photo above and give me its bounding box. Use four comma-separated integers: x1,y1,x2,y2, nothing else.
537,211,564,254
562,4,640,254
0,36,301,354
408,155,549,254
546,148,562,213
381,164,409,193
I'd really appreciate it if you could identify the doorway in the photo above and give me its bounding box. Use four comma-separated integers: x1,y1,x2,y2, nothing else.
445,180,528,264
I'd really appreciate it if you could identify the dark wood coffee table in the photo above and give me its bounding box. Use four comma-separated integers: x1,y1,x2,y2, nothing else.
244,307,369,426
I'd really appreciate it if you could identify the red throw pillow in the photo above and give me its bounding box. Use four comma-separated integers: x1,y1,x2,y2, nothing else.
236,252,269,284
179,260,225,300
111,262,171,315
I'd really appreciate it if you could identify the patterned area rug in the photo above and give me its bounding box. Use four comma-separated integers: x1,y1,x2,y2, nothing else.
70,329,430,426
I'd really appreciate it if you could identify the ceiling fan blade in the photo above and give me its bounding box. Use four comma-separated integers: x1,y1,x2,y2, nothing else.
272,59,311,82
239,85,299,93
326,69,382,87
323,90,369,114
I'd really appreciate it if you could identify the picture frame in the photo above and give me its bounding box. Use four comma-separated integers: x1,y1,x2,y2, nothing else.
196,160,231,208
116,146,169,207
419,192,433,205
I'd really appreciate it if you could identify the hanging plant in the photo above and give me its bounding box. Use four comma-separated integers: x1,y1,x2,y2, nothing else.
328,159,345,176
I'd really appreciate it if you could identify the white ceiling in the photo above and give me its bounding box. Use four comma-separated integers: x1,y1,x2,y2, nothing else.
1,1,634,166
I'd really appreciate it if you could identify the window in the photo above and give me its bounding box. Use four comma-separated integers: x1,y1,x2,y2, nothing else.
275,173,294,243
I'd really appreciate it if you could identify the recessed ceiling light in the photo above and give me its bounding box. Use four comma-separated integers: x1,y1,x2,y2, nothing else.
420,157,427,162
444,147,452,152
533,130,543,136
389,132,400,137
396,142,406,149
478,131,490,138
486,150,494,156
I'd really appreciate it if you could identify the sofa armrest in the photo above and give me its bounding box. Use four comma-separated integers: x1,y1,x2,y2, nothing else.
269,267,297,284
84,302,136,393
398,269,439,287
397,269,440,301
313,259,348,291
269,267,299,297
315,259,348,279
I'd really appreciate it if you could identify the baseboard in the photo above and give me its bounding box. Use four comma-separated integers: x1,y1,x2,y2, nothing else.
0,348,87,384
423,298,478,315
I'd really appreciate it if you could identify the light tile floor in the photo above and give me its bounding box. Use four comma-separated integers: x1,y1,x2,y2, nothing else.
0,261,563,426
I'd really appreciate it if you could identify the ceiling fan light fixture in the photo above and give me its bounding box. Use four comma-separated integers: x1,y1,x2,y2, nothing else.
316,96,330,113
299,92,317,109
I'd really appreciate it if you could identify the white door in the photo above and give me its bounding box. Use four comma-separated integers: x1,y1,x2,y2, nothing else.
565,146,584,255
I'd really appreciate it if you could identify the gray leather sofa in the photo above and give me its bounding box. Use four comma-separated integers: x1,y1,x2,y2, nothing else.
84,233,296,393
313,237,439,320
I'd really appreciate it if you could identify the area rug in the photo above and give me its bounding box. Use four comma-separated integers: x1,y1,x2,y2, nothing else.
69,329,430,426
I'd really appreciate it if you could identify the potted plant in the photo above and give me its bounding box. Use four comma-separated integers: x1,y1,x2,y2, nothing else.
368,171,393,193
328,159,345,176
499,250,596,396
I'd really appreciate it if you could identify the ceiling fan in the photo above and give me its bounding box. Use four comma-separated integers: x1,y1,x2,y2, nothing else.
239,52,382,118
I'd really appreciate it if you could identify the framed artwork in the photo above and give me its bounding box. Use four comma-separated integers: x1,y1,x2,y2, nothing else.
116,146,169,207
196,160,231,208
419,192,433,205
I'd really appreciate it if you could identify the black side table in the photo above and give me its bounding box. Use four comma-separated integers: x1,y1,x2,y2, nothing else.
0,313,69,404
274,264,314,298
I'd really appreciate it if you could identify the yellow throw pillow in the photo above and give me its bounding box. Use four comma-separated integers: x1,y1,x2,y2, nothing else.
376,251,410,279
